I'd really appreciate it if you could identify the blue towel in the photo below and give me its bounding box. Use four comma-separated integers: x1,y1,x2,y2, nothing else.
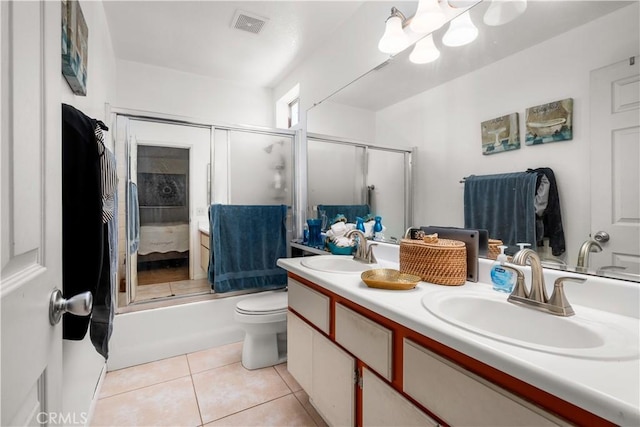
208,204,288,293
128,181,140,253
317,204,370,224
464,172,538,251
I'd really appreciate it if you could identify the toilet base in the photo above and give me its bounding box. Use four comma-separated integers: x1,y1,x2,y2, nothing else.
241,330,287,370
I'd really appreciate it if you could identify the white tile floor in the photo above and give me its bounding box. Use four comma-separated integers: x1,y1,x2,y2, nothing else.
91,342,327,427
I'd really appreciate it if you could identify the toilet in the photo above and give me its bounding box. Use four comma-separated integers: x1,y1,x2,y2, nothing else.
234,290,288,370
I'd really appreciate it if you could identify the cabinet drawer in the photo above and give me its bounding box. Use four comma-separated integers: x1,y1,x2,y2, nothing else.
335,303,392,381
200,232,209,249
287,278,330,334
363,367,437,426
403,339,565,426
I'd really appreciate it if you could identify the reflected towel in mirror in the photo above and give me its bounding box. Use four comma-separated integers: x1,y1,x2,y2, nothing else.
464,172,538,252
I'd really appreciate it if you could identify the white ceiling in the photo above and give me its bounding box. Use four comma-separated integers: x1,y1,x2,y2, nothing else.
102,1,365,88
103,1,635,108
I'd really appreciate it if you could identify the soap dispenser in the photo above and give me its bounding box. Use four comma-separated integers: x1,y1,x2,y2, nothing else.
491,245,516,293
373,216,384,241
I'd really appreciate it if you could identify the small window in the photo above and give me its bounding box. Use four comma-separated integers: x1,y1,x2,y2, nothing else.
288,98,299,128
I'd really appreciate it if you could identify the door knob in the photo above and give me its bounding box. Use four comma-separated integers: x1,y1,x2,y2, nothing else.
594,231,610,243
49,288,93,325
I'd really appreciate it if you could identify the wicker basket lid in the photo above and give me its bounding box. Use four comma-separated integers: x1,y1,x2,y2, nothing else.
401,238,465,248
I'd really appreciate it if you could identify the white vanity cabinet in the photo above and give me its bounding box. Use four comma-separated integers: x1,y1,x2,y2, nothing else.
335,303,393,381
287,310,355,426
403,339,566,427
285,274,585,426
312,329,355,426
287,279,354,426
362,367,438,427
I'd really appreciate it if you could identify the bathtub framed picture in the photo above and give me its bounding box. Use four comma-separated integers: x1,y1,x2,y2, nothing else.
61,0,88,96
525,98,573,145
480,113,520,155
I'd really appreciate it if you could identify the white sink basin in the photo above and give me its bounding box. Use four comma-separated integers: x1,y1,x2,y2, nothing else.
422,290,639,360
300,255,376,274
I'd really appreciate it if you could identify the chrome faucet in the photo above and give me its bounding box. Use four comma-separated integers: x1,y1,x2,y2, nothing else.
508,248,586,316
346,229,377,264
577,239,602,269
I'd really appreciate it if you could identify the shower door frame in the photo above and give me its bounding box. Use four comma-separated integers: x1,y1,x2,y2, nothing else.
306,132,415,241
111,108,299,308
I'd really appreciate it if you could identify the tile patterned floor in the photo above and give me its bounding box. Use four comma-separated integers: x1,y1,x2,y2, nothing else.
91,342,328,427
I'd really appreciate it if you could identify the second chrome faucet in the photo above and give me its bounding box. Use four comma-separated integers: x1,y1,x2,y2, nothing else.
507,248,585,316
345,229,377,264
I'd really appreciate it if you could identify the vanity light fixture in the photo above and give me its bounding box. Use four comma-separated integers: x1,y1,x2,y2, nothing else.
409,34,440,64
410,0,447,34
442,10,478,47
378,7,411,54
483,0,527,26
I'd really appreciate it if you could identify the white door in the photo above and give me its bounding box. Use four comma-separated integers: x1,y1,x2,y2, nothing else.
590,56,640,276
1,1,63,425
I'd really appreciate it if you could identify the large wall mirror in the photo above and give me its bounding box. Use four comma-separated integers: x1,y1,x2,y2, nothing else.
306,0,640,282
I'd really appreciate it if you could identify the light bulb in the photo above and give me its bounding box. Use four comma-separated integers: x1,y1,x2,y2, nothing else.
409,34,440,64
378,15,410,54
410,0,447,34
442,11,478,47
483,0,527,26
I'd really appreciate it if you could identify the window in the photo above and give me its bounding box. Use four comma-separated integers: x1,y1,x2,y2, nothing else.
276,83,300,129
288,98,299,128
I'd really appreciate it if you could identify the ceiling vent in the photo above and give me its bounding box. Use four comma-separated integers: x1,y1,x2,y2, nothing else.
232,10,268,35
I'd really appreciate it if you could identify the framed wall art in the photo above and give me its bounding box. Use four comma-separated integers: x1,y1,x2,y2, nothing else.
61,0,88,96
480,113,520,155
525,98,573,145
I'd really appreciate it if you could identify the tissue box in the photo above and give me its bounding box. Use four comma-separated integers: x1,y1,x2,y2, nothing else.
327,241,355,255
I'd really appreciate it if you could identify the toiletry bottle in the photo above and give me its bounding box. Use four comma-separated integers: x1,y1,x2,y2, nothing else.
491,245,516,293
373,216,384,241
303,223,309,244
356,217,365,233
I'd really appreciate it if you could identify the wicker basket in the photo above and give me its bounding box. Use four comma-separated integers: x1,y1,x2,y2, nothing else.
399,238,467,286
487,239,504,260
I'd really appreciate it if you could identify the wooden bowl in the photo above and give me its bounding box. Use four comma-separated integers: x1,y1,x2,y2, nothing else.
361,269,421,290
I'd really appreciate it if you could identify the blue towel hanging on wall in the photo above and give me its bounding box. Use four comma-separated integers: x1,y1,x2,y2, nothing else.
317,204,370,224
208,204,288,293
464,172,538,251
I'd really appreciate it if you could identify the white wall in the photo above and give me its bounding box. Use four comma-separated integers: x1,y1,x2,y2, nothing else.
116,59,274,127
307,100,376,142
273,2,407,114
375,4,639,266
60,0,117,422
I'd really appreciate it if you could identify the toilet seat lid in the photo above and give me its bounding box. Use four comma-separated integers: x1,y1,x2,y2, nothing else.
236,291,287,314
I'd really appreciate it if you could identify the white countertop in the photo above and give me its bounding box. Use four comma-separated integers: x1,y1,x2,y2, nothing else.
277,254,640,426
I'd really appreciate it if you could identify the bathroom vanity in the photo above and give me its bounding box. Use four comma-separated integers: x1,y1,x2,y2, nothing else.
277,251,639,426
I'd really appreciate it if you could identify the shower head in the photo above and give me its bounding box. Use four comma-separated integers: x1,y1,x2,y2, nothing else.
263,140,285,154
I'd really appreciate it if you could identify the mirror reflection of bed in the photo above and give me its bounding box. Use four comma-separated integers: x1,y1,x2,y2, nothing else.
133,145,210,302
